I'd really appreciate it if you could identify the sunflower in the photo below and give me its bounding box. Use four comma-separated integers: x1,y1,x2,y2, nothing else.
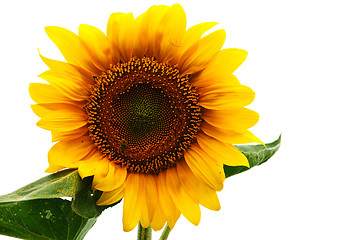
29,4,261,232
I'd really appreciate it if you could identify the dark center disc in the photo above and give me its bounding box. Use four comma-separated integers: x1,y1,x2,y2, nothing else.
85,57,202,174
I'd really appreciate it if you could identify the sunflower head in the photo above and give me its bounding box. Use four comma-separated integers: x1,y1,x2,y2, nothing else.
30,4,261,232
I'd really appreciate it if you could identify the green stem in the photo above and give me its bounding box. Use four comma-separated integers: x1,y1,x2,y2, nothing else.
137,223,152,240
159,224,171,240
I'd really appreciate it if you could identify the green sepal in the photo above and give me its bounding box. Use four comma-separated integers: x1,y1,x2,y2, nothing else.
224,135,281,178
71,176,121,219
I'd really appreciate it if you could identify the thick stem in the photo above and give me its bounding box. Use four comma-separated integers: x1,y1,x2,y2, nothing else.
137,223,152,240
159,224,171,240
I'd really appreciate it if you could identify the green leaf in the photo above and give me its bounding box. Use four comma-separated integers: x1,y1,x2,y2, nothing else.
224,135,281,178
0,169,117,239
0,198,96,240
0,169,82,202
0,169,115,219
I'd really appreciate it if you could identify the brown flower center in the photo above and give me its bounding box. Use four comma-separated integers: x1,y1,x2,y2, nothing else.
85,57,202,174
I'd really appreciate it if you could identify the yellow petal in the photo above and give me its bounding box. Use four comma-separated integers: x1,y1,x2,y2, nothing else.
176,160,200,204
151,206,167,231
157,171,180,229
200,48,248,79
202,108,259,131
91,160,110,189
29,83,73,104
198,84,255,110
36,108,87,132
79,24,112,71
133,5,170,58
97,184,125,206
179,29,226,75
192,73,240,91
158,4,187,63
166,167,201,226
31,103,83,118
201,122,263,144
140,174,157,228
77,151,107,179
197,132,249,167
48,136,94,168
39,52,94,86
107,12,135,63
184,145,225,191
123,173,143,232
93,162,127,192
38,70,90,101
182,22,218,50
51,125,88,142
45,26,100,74
197,184,220,211
178,161,220,211
45,164,66,173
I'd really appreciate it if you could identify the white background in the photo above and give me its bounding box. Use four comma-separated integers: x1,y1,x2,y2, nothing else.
0,0,360,239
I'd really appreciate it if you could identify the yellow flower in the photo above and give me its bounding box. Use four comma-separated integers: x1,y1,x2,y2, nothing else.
30,4,261,232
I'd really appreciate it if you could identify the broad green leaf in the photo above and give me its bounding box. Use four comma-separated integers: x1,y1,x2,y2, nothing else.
0,198,96,240
0,169,82,202
0,169,117,239
0,169,115,219
224,135,281,178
